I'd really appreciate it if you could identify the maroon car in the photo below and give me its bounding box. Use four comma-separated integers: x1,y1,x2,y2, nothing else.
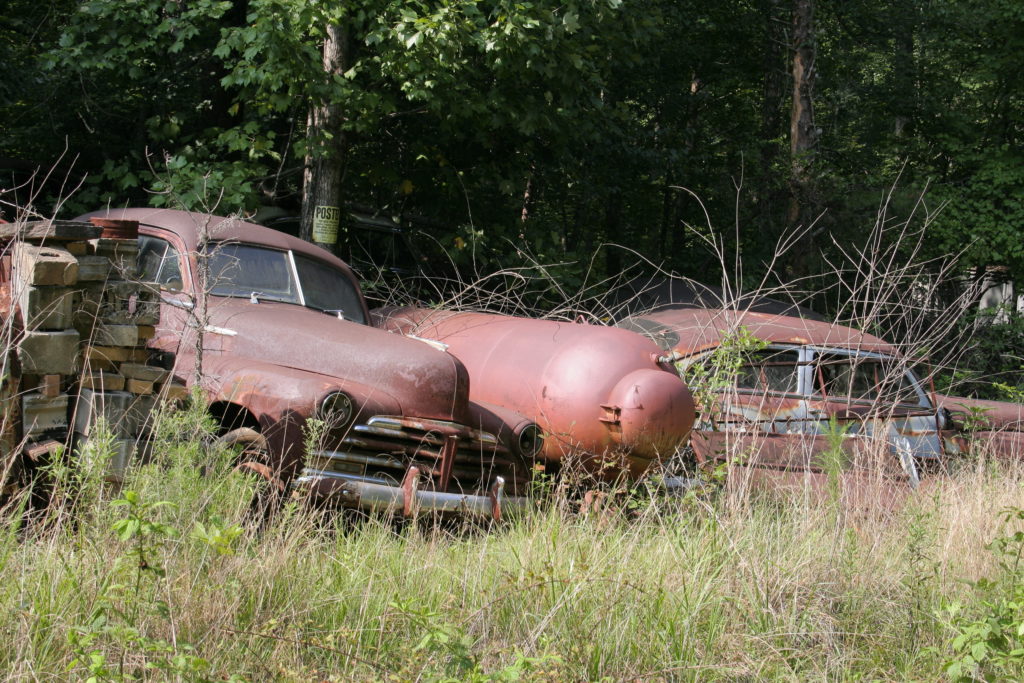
76,208,543,519
617,307,1024,488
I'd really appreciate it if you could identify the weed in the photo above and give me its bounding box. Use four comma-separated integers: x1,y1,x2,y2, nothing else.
67,488,220,682
940,507,1024,681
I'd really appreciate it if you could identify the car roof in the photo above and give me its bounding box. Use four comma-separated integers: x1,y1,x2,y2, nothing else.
76,207,358,275
618,307,900,357
607,276,825,321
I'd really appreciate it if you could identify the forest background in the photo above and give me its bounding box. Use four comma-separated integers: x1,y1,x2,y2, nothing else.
1,0,1022,396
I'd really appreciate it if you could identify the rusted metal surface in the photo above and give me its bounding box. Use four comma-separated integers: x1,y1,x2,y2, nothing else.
936,394,1024,459
72,208,539,516
618,307,1024,485
374,306,696,478
620,308,899,358
936,394,1024,431
88,217,139,240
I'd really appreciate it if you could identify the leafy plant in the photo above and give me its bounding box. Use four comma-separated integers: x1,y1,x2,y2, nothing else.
815,415,854,509
941,507,1024,681
390,598,561,682
675,326,769,427
68,489,222,682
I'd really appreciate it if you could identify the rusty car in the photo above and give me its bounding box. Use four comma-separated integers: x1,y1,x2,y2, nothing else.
616,307,1024,491
373,307,697,480
74,208,545,519
935,394,1024,460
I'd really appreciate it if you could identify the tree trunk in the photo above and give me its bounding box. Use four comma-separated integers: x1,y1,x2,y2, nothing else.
787,0,818,274
300,23,348,247
758,0,788,241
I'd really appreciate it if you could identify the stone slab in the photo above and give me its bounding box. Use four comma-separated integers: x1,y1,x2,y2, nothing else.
74,388,132,438
22,392,69,438
0,220,101,242
89,324,142,347
16,329,80,375
119,362,168,383
13,243,78,286
80,371,126,392
18,285,74,330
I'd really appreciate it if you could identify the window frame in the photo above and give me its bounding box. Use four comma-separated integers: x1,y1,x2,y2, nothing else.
807,346,932,409
138,232,189,291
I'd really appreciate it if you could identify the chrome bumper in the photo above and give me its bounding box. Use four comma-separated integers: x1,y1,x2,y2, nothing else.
294,465,528,521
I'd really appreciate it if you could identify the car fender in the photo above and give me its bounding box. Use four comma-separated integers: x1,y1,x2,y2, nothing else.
196,355,403,426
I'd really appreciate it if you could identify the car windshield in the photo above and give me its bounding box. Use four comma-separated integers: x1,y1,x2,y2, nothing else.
207,243,366,323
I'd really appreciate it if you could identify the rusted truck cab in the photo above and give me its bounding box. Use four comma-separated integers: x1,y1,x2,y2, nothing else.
75,209,542,518
374,307,696,479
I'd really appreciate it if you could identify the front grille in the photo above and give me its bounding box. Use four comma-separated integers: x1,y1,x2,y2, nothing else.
302,416,530,495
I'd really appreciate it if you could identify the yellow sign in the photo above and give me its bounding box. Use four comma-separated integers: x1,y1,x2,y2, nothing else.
312,205,340,244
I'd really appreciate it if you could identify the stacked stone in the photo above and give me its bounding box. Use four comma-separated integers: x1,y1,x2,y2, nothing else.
0,282,21,494
0,218,184,484
4,221,101,465
71,219,174,481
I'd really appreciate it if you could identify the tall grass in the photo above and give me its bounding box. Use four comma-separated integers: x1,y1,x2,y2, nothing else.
3,397,1023,681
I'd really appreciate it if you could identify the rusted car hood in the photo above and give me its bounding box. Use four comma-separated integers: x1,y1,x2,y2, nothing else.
936,394,1024,431
375,306,696,475
206,297,470,422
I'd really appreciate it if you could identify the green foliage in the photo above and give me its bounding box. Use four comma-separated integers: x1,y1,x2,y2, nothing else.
5,399,1024,679
190,516,244,556
815,416,854,508
935,308,1024,401
676,326,769,424
390,597,562,681
68,488,220,682
941,507,1024,681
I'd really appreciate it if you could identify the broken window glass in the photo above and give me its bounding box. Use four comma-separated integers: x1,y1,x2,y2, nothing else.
814,353,921,405
734,349,800,394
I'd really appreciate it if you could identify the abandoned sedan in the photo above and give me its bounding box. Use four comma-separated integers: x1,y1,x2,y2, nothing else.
617,308,965,488
374,307,696,479
75,208,543,518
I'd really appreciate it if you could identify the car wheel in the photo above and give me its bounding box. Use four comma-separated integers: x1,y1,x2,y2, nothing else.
214,427,286,524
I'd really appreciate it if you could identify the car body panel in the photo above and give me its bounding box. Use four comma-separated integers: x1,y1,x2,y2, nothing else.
616,307,1005,488
374,306,696,478
936,394,1024,459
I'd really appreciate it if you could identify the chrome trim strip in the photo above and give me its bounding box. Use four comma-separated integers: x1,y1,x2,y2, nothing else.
297,469,398,485
310,449,405,470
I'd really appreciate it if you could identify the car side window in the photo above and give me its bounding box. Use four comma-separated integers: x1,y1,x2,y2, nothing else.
814,352,921,405
734,349,801,395
138,235,183,289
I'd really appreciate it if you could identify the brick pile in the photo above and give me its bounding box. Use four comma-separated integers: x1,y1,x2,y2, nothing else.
1,218,186,483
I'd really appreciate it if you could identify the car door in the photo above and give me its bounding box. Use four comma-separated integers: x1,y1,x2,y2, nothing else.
808,348,942,482
138,231,199,378
692,346,837,471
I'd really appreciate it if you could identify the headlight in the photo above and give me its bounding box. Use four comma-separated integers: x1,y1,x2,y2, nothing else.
517,423,545,457
317,391,356,428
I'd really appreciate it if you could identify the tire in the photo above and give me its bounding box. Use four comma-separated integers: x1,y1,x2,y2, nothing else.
214,427,286,525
